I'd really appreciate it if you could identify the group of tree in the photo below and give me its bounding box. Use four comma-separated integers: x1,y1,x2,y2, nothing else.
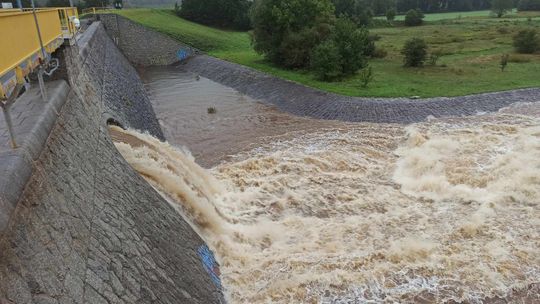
332,0,498,15
176,0,251,30
251,0,374,81
518,0,540,10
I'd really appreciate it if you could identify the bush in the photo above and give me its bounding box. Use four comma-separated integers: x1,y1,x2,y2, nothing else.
401,38,428,67
372,47,388,58
497,26,510,34
311,40,343,80
513,29,540,54
404,9,424,26
500,53,509,71
251,0,335,68
280,29,325,67
359,65,374,88
508,54,532,63
428,49,443,66
386,8,396,21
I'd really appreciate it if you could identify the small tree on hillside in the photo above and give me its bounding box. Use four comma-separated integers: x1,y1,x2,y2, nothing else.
404,9,424,26
359,65,374,88
401,38,428,67
491,0,513,18
386,8,396,21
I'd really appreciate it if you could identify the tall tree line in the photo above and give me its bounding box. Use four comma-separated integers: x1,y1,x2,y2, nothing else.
357,0,496,14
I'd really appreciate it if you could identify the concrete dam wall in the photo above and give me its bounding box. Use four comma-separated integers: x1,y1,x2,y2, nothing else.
0,23,223,303
98,14,197,66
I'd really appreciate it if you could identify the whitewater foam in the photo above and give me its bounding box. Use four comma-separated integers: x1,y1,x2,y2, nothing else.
110,110,539,303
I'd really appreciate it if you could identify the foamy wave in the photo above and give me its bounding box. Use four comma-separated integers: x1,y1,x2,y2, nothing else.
110,111,540,303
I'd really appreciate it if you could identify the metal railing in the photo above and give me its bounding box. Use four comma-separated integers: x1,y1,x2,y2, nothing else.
0,6,78,148
0,7,78,99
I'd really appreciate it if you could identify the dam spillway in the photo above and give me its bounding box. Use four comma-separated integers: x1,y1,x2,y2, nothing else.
0,13,539,304
128,65,540,303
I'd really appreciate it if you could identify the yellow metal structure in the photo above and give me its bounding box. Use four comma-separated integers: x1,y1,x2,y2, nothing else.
0,7,78,99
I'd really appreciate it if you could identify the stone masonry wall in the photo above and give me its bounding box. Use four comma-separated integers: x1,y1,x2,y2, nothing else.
98,14,197,67
0,23,223,303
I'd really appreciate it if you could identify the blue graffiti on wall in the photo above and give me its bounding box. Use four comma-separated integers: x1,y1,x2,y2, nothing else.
177,49,189,61
197,244,222,289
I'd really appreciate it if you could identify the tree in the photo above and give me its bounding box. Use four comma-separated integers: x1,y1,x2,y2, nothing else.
311,40,343,80
84,0,110,8
46,0,69,7
333,17,370,75
491,0,513,17
404,9,424,26
9,0,32,8
332,0,374,26
386,8,396,21
179,0,252,30
401,38,428,67
513,29,540,53
251,0,335,68
518,0,540,11
311,17,372,80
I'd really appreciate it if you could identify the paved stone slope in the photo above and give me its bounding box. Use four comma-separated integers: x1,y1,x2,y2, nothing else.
182,55,540,123
99,14,197,66
0,23,223,303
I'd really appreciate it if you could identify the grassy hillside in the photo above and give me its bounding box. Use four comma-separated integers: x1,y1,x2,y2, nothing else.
115,9,540,98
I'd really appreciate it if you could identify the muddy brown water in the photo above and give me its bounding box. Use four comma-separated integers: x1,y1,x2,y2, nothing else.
130,66,539,303
138,65,348,167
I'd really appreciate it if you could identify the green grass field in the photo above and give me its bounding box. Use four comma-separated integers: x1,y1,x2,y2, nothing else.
114,9,540,98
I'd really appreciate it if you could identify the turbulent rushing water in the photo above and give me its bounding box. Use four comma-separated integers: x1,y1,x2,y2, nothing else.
115,68,540,303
